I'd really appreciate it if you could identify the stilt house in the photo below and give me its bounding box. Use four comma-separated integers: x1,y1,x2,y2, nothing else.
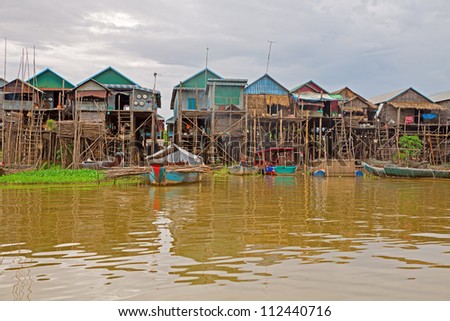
290,80,341,117
333,87,378,126
370,88,445,126
244,73,293,116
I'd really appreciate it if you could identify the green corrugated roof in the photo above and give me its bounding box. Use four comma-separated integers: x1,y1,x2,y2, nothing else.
174,68,222,89
27,68,75,89
91,66,138,86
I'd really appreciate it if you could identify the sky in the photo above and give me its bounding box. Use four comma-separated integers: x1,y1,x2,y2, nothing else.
1,0,450,119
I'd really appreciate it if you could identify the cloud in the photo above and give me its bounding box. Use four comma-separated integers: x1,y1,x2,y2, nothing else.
1,0,450,118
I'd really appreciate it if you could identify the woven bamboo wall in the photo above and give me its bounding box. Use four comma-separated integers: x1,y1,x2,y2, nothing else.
245,94,291,116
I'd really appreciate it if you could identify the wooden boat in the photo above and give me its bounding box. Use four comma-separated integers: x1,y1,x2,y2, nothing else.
431,168,450,178
264,164,298,175
255,148,298,176
228,164,260,176
145,144,207,185
384,164,437,178
362,161,386,177
363,161,450,179
81,152,124,170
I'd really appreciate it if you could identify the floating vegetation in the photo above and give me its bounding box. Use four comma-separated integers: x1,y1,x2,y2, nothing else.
0,167,105,184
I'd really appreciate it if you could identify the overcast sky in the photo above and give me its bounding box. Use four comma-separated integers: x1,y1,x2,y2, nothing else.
1,0,450,118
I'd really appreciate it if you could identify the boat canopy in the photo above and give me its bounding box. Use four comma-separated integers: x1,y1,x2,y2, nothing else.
145,144,203,165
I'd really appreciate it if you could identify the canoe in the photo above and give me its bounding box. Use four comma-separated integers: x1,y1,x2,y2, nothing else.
362,162,386,177
228,165,260,176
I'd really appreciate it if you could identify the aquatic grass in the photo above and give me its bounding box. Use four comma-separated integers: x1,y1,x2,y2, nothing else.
213,167,229,177
0,168,105,184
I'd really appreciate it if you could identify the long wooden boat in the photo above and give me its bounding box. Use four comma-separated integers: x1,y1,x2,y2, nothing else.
363,162,450,179
228,164,260,176
383,164,434,178
362,161,386,177
145,144,207,186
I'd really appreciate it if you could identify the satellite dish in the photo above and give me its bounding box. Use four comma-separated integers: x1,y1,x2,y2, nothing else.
136,94,142,99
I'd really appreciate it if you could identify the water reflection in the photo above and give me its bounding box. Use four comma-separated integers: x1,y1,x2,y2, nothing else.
1,177,449,300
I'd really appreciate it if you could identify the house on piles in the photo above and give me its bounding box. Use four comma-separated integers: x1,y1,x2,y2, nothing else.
170,68,222,151
290,80,341,118
170,68,248,163
243,73,299,153
332,87,378,126
244,73,293,117
369,87,445,126
65,66,162,166
27,68,75,112
1,79,47,165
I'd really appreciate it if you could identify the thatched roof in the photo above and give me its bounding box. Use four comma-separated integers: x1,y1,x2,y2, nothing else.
388,101,445,110
341,106,364,113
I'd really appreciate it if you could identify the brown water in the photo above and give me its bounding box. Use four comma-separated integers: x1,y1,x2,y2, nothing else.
0,175,449,300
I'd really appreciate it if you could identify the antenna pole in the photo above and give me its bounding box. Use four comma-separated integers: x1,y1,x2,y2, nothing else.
266,40,275,74
3,37,6,81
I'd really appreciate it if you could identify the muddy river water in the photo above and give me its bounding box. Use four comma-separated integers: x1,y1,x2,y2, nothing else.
1,175,449,300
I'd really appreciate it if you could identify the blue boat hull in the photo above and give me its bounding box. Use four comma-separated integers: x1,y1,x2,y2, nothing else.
265,165,297,176
148,167,200,185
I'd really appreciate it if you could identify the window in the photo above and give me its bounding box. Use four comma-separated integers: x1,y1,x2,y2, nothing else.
188,98,196,110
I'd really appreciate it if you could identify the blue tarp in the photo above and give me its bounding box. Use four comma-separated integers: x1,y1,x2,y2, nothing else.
423,113,437,120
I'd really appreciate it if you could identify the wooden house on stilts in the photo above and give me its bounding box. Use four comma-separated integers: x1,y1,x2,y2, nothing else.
171,68,247,164
66,66,162,168
243,73,300,162
370,87,447,163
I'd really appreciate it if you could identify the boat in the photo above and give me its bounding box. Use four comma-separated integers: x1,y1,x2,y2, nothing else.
145,144,207,185
228,163,260,176
362,161,386,177
383,164,434,178
81,152,124,170
255,148,298,175
362,161,450,179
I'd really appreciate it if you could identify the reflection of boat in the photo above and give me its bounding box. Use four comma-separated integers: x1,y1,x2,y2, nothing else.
255,148,298,175
228,164,260,176
362,162,386,177
363,161,450,179
81,152,124,170
145,144,207,185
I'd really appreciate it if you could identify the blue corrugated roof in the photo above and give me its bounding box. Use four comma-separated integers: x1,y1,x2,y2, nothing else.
244,74,290,95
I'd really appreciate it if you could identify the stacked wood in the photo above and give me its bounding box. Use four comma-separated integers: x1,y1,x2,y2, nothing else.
57,120,107,139
103,167,152,180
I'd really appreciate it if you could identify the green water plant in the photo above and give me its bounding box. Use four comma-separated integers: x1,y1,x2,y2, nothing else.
0,167,105,184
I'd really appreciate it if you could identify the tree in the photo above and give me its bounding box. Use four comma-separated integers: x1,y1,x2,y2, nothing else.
397,135,423,162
